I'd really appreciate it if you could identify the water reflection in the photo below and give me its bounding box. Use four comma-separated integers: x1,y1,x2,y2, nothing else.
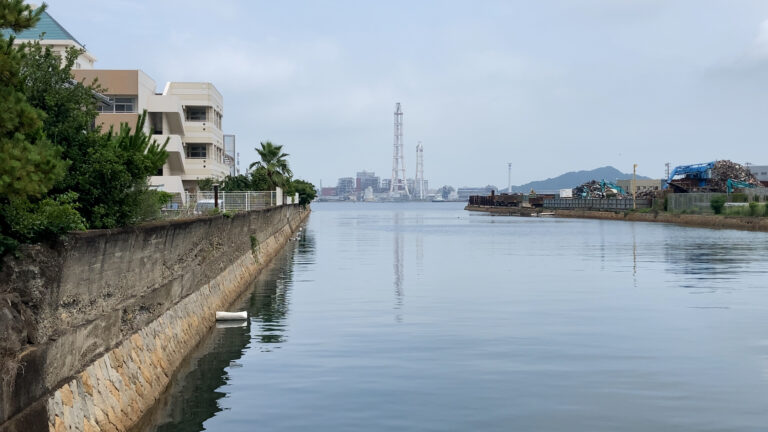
415,214,424,278
393,211,404,322
663,237,766,279
250,269,290,347
137,227,314,432
631,224,637,287
144,319,251,432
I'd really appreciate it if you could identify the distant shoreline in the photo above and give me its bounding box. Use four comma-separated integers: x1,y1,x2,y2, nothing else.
465,205,768,233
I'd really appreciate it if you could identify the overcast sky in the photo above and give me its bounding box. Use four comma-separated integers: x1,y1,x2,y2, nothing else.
48,0,768,188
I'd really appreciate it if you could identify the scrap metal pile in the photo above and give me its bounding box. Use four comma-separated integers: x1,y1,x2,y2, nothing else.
667,160,759,193
573,181,607,199
708,160,760,192
635,189,659,199
572,180,626,199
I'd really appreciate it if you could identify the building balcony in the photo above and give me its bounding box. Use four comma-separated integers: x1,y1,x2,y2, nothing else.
153,134,186,175
147,95,184,136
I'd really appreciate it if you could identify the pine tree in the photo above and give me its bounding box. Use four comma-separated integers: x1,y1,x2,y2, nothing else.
0,1,67,199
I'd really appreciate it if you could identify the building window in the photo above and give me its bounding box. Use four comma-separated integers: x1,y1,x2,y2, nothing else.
114,97,135,112
185,106,207,121
97,96,137,113
186,143,208,159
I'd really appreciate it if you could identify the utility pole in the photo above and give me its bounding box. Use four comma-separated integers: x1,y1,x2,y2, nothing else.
632,164,637,210
507,162,512,193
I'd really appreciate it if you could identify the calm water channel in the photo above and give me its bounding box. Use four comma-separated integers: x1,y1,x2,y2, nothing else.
142,202,768,432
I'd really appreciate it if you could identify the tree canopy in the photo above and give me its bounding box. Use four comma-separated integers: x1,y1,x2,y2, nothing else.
1,2,168,257
198,141,316,206
0,2,67,200
248,141,293,189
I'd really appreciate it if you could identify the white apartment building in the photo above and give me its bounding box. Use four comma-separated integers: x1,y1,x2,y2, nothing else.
166,81,229,187
73,70,233,198
11,8,235,201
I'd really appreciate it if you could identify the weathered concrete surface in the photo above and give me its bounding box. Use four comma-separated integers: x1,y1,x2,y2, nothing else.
0,205,308,431
466,204,768,232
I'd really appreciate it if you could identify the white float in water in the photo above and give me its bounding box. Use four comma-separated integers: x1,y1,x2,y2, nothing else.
216,311,248,321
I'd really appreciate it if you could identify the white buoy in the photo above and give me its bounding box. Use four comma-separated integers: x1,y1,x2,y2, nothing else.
216,311,248,321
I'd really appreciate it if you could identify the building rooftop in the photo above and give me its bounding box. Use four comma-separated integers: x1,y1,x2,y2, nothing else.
2,9,83,46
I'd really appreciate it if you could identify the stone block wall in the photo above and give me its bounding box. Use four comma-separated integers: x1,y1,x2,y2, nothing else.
0,205,309,431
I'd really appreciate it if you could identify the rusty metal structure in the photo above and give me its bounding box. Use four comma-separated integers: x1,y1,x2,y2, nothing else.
469,191,524,207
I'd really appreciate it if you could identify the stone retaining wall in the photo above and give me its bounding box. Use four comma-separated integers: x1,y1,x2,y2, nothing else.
0,205,309,432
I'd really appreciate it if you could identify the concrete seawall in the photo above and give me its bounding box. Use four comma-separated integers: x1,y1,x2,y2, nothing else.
553,209,768,232
465,205,768,232
0,205,309,432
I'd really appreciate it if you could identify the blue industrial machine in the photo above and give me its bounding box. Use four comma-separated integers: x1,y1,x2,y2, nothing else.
726,179,756,194
600,180,626,196
664,162,715,190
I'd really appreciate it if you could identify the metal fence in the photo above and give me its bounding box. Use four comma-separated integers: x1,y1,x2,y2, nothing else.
161,191,281,219
665,193,720,213
543,198,652,211
665,191,768,213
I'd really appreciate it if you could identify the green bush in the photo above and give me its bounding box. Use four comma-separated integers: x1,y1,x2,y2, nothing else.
0,192,86,256
285,179,317,206
196,178,215,191
710,195,727,214
749,201,760,217
136,190,173,222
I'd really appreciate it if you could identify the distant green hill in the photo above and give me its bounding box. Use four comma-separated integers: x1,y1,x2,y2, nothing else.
508,166,651,193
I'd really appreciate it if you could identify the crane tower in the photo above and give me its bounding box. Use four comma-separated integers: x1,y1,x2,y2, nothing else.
415,141,425,200
390,103,410,198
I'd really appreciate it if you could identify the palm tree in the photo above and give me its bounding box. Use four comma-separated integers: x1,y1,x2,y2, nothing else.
248,141,293,189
